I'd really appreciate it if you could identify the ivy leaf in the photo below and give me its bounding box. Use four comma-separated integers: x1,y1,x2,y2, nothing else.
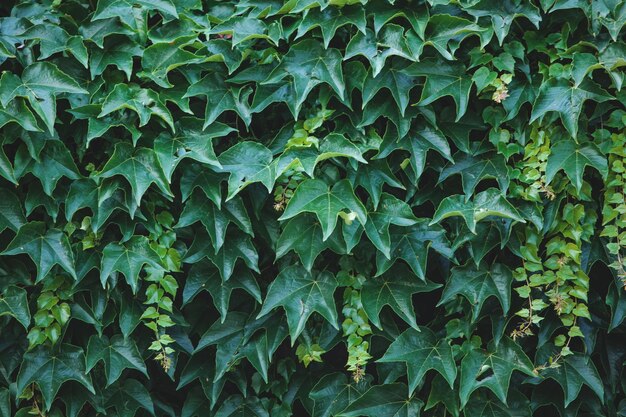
431,189,525,234
100,236,164,293
539,353,605,407
529,79,613,138
296,5,367,48
362,265,441,330
97,143,173,207
439,152,509,200
405,58,473,121
438,263,513,321
361,61,417,117
375,221,455,278
180,164,222,206
217,141,277,201
364,193,419,259
214,395,269,417
177,190,251,252
0,189,26,233
85,335,147,387
103,379,156,417
16,344,95,411
278,133,367,178
0,99,41,132
309,373,371,417
337,383,423,417
379,327,456,395
275,214,345,272
459,337,535,408
93,0,178,21
422,14,491,60
377,123,453,181
466,0,541,44
545,139,608,193
16,141,81,196
138,42,205,88
279,179,367,241
0,62,88,134
182,261,261,322
185,230,259,281
464,390,531,417
154,117,232,181
344,26,417,77
184,73,252,128
0,286,30,329
350,160,404,210
99,84,174,132
262,39,345,116
1,222,76,282
257,265,338,343
89,39,143,81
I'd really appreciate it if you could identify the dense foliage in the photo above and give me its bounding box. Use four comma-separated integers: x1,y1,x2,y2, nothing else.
0,0,625,415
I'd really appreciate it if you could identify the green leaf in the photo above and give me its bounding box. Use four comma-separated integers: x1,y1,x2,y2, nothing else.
545,139,608,193
262,39,345,116
362,265,441,330
154,118,232,180
184,230,259,281
466,0,541,44
103,379,155,417
375,221,455,278
93,0,178,21
0,285,31,329
138,42,206,88
97,143,173,207
379,327,456,395
296,5,367,48
16,344,95,411
405,58,474,121
439,152,509,199
309,373,371,417
214,395,269,417
85,335,147,386
100,236,163,293
0,189,26,233
177,190,251,252
363,193,418,258
276,214,345,271
438,263,513,321
530,79,613,138
89,39,143,81
431,189,525,234
16,141,81,196
350,160,405,210
257,265,338,343
362,61,417,117
279,179,367,241
99,84,174,132
377,123,453,180
539,353,605,407
2,222,76,282
344,26,417,77
0,62,88,134
184,72,252,128
459,337,535,407
216,141,277,201
338,383,423,417
182,261,261,322
0,99,41,132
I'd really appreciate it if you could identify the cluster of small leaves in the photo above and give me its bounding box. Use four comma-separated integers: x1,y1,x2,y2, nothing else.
0,0,625,416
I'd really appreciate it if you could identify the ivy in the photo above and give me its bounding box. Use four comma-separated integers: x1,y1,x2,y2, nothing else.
0,0,625,416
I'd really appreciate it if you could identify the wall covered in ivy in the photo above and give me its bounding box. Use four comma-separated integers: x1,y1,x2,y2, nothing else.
0,0,625,416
